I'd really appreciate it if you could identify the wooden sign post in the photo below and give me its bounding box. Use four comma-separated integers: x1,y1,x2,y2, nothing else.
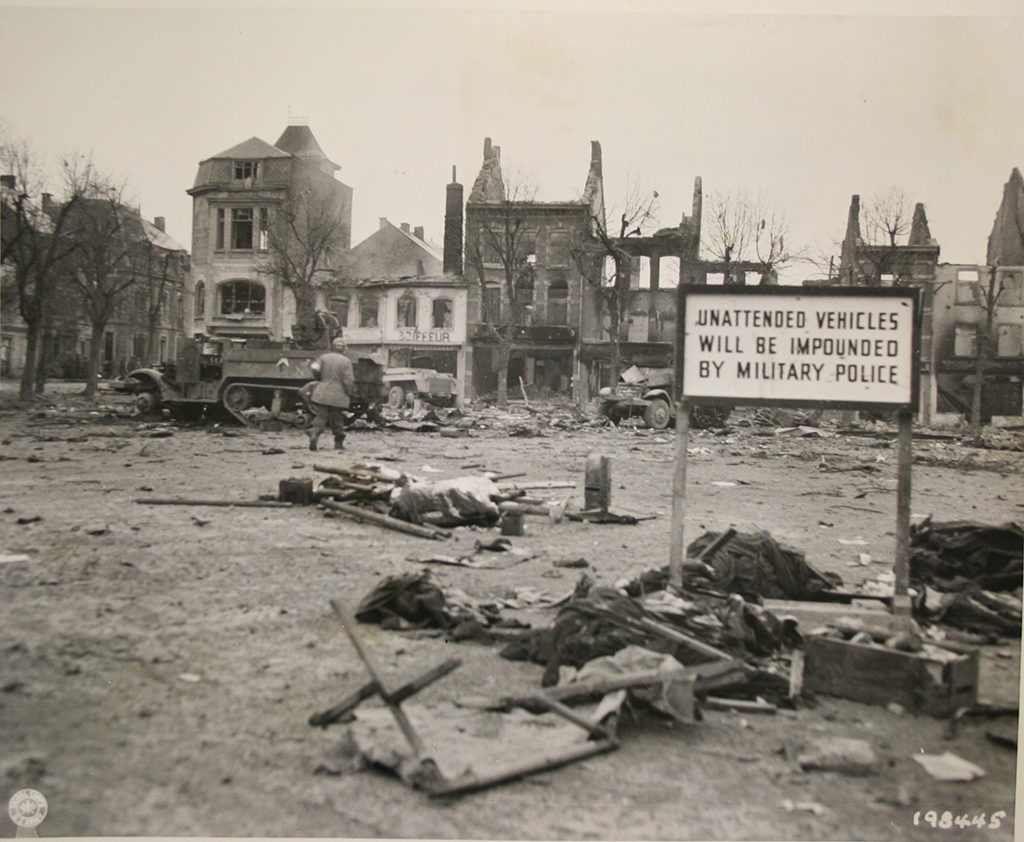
670,285,921,616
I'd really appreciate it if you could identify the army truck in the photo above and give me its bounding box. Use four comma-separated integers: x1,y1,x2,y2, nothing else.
126,337,383,425
597,365,730,429
381,367,458,408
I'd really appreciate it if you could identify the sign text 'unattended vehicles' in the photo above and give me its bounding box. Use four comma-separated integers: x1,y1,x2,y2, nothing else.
680,288,919,408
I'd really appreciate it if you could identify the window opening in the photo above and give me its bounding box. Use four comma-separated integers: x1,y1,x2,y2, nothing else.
432,298,453,329
396,295,418,328
220,281,266,315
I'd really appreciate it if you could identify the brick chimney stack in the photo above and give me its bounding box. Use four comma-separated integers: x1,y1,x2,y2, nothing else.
444,165,463,276
153,216,165,232
413,225,424,241
400,222,410,234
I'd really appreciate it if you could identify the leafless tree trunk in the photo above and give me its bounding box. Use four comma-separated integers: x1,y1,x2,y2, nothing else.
64,181,139,398
571,179,658,387
969,265,1005,441
260,187,348,348
1,139,94,399
704,190,803,285
467,174,537,407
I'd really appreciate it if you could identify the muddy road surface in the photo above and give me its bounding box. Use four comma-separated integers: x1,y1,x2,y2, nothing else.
1,384,1020,839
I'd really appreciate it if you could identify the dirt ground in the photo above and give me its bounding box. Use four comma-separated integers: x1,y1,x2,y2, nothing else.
0,381,1020,840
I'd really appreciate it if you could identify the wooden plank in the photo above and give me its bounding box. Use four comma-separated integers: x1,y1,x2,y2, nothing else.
803,636,978,717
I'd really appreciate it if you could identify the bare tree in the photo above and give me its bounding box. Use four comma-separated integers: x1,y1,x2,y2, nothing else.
855,187,914,285
466,172,538,407
751,200,802,283
863,186,911,248
703,189,755,285
1,139,94,399
260,187,348,348
571,179,658,385
703,190,801,284
801,229,845,283
63,180,143,398
968,264,1007,441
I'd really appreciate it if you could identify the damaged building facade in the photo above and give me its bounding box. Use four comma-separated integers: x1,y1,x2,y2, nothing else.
929,169,1024,422
835,169,1024,424
576,176,767,403
328,170,469,399
186,124,352,343
463,139,601,401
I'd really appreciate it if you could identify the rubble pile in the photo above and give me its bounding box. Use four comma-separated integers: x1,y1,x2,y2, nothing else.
910,519,1023,636
625,529,844,601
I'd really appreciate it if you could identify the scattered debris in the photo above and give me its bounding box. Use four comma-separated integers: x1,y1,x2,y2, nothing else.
320,600,617,797
781,799,830,816
796,736,879,775
390,476,501,528
137,498,294,508
912,751,986,782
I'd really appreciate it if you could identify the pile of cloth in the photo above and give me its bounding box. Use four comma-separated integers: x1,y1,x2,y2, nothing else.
626,530,842,601
910,519,1023,635
499,581,797,687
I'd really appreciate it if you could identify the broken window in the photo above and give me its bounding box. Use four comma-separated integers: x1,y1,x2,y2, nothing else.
329,295,349,327
956,269,980,305
233,160,261,181
194,281,205,319
481,231,501,265
522,229,538,265
231,208,254,250
258,207,269,251
432,297,453,329
548,231,570,267
483,286,501,323
359,294,380,327
396,294,418,328
953,323,978,358
220,280,266,316
997,324,1022,357
999,270,1023,306
547,279,568,325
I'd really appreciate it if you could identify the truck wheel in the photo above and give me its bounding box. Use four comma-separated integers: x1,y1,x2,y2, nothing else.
643,398,672,430
387,385,406,409
223,384,252,412
135,391,159,415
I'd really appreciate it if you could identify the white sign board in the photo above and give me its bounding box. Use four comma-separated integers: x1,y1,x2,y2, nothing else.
395,327,456,344
680,287,920,409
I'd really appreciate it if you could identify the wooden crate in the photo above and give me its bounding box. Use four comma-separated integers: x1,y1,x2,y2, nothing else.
803,636,979,717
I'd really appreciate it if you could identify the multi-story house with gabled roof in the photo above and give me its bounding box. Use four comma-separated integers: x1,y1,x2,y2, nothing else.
186,124,352,344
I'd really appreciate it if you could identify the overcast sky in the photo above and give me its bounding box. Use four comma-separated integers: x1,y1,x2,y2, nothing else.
1,3,1021,281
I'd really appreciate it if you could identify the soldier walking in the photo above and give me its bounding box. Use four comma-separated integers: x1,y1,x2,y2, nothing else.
306,336,355,451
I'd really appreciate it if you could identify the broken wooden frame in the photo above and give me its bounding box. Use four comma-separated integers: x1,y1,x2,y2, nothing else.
323,600,620,798
671,285,922,616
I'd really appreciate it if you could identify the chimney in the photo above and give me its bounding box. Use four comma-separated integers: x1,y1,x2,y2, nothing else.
484,137,492,160
413,225,424,241
400,222,410,234
0,174,15,189
444,165,464,276
847,195,862,241
153,216,165,232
